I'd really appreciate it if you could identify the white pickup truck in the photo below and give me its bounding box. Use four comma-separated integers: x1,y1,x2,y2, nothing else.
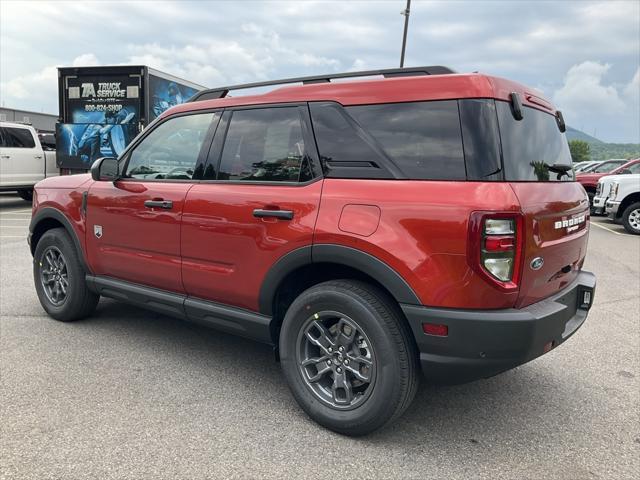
606,173,640,235
0,122,58,201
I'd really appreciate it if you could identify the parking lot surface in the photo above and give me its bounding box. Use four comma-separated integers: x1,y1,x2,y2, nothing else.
1,192,639,480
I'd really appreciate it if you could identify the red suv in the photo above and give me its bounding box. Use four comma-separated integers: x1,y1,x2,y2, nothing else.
29,66,596,435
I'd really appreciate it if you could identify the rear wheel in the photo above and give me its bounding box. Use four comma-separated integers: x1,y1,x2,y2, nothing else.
33,228,99,321
621,202,640,235
17,189,33,202
279,280,419,436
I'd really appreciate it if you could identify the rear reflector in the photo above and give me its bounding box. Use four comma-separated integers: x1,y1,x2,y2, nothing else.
422,323,448,337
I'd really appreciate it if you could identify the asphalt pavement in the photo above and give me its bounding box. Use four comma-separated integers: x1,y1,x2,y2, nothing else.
1,192,639,480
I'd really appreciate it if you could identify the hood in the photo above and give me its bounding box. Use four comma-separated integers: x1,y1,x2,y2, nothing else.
35,173,93,190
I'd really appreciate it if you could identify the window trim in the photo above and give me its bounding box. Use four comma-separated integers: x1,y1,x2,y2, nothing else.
199,102,323,187
117,109,222,184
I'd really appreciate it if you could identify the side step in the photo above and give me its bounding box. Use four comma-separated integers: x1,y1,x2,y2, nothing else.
86,275,273,345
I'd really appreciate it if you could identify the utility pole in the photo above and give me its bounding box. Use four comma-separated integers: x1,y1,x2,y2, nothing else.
400,0,411,68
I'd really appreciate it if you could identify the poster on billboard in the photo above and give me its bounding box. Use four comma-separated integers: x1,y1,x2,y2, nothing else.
65,74,142,125
149,74,200,121
56,122,138,170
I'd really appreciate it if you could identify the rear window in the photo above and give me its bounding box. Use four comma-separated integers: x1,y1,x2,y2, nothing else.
496,101,573,182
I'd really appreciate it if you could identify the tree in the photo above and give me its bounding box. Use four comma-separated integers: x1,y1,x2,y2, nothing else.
569,140,591,163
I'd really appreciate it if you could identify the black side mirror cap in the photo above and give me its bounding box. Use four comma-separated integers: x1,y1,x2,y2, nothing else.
509,92,523,121
556,110,566,132
91,157,119,182
620,168,632,175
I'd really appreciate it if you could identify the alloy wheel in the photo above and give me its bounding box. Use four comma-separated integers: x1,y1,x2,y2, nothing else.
40,246,69,306
628,208,640,231
296,311,376,410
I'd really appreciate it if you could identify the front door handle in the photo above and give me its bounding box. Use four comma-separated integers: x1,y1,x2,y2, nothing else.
144,199,173,209
0,155,10,159
253,209,294,220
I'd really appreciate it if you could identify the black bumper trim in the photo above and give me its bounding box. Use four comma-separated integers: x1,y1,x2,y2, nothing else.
401,271,596,384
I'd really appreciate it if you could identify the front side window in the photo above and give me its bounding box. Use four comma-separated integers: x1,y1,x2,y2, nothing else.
497,102,573,182
217,107,309,182
627,163,640,174
125,112,215,180
4,127,36,148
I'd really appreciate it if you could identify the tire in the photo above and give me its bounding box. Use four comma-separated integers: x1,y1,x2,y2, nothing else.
279,280,419,436
621,202,640,235
33,228,99,321
17,189,33,202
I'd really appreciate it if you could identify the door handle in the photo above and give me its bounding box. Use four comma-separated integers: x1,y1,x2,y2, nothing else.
34,155,43,159
0,155,10,159
253,209,294,220
144,199,173,209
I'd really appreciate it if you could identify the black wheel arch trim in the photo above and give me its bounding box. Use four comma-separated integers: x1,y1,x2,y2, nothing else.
29,207,92,274
258,243,421,316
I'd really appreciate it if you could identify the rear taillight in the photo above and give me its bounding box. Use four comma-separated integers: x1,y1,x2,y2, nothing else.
468,212,524,291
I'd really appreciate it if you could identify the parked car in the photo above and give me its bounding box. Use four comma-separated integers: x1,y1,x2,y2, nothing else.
28,66,596,435
574,161,601,173
592,159,640,214
577,159,630,204
0,122,58,201
606,174,640,234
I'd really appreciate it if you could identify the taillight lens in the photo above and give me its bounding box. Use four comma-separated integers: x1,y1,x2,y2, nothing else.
468,213,524,291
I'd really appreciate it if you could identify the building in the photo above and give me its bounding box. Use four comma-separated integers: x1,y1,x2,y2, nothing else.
0,107,57,133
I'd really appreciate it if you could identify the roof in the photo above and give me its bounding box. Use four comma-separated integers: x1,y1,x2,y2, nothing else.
164,71,556,119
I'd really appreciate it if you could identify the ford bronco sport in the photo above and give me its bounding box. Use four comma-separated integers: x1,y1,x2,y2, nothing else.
29,66,596,436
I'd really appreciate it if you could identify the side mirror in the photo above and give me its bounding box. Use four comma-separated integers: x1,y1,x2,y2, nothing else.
619,168,632,175
91,157,119,181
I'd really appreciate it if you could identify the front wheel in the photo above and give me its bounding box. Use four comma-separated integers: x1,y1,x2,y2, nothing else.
621,202,640,235
33,228,99,321
279,280,419,436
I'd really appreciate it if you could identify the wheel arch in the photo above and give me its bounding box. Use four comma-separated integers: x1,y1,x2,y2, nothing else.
260,244,421,343
618,193,640,219
29,208,91,273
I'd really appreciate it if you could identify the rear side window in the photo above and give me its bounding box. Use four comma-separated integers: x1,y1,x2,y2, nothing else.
347,100,466,180
4,127,35,148
217,107,309,182
458,99,502,180
0,128,6,148
496,101,573,182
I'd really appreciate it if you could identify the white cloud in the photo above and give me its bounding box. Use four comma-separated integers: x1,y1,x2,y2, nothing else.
72,53,100,67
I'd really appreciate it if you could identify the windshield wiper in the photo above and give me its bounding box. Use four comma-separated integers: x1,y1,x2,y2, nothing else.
547,163,572,173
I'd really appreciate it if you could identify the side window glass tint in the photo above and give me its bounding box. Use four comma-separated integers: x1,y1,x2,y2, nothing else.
125,112,215,180
5,127,36,148
458,99,502,180
309,103,389,174
218,108,306,182
347,100,465,180
0,128,6,148
629,163,640,174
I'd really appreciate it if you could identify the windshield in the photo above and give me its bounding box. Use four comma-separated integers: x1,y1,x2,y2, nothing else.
496,101,573,182
591,160,627,173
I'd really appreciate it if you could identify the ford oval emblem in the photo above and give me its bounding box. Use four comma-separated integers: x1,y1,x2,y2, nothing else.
530,257,544,270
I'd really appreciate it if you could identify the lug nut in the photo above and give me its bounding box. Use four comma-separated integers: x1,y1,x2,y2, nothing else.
344,359,349,365
328,347,333,353
338,346,344,352
326,360,332,366
336,367,342,373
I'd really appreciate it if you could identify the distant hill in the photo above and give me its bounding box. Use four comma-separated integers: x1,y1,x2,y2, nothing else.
566,126,603,144
566,126,639,160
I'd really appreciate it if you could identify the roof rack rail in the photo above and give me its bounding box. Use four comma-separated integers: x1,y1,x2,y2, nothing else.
188,65,455,102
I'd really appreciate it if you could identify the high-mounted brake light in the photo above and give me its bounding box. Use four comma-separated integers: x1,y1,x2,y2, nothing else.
468,212,524,291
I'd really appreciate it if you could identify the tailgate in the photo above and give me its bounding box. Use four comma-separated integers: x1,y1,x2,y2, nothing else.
510,182,590,307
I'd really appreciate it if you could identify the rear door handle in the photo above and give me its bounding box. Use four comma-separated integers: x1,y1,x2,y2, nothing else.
144,199,173,209
253,209,294,220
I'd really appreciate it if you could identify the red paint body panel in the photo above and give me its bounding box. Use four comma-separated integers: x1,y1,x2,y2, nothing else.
315,180,521,309
85,180,193,293
180,181,322,311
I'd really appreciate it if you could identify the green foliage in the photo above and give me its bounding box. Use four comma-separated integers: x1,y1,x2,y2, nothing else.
588,143,640,161
569,140,591,163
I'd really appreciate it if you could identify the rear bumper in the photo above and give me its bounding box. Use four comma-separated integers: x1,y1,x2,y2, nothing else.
401,271,596,384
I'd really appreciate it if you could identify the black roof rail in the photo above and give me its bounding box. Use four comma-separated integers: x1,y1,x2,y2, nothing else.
188,65,455,102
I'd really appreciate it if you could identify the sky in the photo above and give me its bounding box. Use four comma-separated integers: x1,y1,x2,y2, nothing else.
1,0,639,143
